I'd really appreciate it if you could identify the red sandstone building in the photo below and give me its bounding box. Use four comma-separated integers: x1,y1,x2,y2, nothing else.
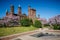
5,5,36,22
0,5,36,26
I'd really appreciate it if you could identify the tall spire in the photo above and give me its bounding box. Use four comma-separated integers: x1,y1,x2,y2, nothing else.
10,4,14,14
18,4,22,15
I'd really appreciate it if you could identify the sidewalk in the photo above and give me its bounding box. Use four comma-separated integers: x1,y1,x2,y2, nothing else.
10,28,60,40
11,29,60,40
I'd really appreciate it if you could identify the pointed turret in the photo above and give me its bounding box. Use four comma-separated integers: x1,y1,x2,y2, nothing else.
18,4,22,15
10,4,14,15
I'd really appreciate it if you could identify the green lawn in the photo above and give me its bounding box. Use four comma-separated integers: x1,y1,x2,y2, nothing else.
0,26,37,37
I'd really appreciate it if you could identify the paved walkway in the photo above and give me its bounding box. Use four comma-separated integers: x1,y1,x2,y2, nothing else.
11,29,60,40
11,28,60,40
11,34,60,40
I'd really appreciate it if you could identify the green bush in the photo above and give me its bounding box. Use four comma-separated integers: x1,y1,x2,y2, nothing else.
0,23,7,27
44,24,50,27
34,20,42,28
53,24,60,30
20,18,33,26
0,24,3,27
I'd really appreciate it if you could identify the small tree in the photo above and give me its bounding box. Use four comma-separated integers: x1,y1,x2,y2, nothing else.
20,18,32,26
34,20,42,28
52,18,60,30
53,24,60,30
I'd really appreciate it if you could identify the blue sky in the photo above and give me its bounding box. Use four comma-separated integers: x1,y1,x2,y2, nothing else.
0,0,60,20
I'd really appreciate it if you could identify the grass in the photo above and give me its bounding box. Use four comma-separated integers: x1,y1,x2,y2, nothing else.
0,26,37,37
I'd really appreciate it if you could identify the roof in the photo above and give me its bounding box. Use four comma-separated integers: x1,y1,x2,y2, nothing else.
13,14,18,16
30,9,36,11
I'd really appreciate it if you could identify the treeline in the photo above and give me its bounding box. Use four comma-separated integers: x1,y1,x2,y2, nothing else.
0,18,42,28
0,18,60,30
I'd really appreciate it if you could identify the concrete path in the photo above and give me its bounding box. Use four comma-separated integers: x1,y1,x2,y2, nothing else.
10,28,60,40
11,32,60,40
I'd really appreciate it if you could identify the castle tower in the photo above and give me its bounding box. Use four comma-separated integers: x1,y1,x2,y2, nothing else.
28,5,36,19
28,5,31,18
18,5,22,15
28,5,36,23
31,9,36,19
10,5,14,15
6,9,8,16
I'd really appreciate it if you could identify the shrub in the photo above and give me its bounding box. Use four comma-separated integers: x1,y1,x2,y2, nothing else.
34,20,42,28
20,18,33,26
44,24,50,27
53,24,60,30
52,18,60,30
0,24,3,27
0,23,6,27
